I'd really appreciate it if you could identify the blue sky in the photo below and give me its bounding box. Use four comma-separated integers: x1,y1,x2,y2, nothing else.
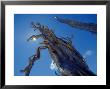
14,14,97,76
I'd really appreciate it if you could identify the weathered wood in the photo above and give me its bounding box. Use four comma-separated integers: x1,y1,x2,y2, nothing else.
21,22,96,76
54,16,97,34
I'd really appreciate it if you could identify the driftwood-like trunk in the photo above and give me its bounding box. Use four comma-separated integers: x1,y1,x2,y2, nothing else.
54,17,97,34
21,22,96,76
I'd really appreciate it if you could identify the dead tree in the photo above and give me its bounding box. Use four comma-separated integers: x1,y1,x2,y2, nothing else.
54,16,97,34
20,22,96,76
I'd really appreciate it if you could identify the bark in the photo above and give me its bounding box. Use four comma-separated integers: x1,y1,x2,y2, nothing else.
55,16,97,34
21,22,96,76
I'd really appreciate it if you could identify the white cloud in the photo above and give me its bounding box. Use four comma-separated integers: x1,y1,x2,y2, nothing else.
50,61,58,70
83,50,93,58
